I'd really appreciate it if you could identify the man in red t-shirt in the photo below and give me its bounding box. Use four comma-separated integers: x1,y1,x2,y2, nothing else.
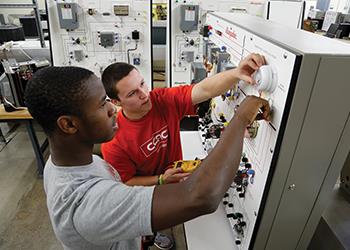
101,53,265,186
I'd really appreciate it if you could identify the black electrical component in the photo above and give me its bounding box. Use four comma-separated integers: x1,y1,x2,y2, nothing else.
132,30,140,40
197,99,211,118
235,212,243,219
202,25,210,37
0,24,25,43
219,114,227,122
227,213,236,218
239,221,247,227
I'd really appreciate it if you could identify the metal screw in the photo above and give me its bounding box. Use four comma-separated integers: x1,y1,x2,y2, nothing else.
288,184,296,191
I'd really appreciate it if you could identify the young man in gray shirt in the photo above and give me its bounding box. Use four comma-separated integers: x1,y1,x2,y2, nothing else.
24,65,270,250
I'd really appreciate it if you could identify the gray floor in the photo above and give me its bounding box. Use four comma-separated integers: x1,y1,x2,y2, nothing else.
0,123,186,250
0,124,61,250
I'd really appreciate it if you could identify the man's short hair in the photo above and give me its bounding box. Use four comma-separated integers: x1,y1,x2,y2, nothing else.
24,66,94,135
101,62,136,100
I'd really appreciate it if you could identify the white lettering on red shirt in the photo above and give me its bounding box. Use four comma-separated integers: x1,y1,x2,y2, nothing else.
140,126,168,157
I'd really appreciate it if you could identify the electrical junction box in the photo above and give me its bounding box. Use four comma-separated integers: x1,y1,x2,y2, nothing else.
100,32,115,47
215,51,230,73
73,50,84,62
57,2,79,30
208,45,220,64
183,51,194,63
180,5,199,32
191,62,206,83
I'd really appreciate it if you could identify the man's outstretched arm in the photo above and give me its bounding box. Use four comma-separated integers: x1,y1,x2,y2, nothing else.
151,96,271,231
191,53,265,105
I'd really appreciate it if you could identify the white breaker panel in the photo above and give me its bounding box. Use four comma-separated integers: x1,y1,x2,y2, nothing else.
169,0,265,87
47,0,152,86
198,13,299,249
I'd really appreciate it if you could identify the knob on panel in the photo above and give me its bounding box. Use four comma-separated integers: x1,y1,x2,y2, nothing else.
253,65,277,93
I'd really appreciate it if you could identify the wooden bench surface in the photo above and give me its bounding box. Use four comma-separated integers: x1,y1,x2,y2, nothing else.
0,104,32,120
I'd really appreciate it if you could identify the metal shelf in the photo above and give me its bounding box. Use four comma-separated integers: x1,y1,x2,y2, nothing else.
0,0,45,48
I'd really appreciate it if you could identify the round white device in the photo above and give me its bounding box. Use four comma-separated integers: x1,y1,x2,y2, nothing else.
253,65,277,93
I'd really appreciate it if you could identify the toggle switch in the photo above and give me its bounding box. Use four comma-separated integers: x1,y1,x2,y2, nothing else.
235,212,243,219
253,65,277,93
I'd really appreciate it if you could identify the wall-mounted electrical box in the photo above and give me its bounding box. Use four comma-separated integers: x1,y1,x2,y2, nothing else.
100,32,115,47
180,5,199,32
191,62,206,83
57,2,79,30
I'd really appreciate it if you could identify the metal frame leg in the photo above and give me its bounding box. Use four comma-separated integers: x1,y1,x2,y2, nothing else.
25,120,46,175
0,127,6,143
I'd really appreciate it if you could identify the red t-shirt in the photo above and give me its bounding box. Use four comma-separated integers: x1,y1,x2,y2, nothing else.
101,85,196,182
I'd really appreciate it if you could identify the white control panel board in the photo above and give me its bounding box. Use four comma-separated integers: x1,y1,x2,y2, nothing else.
168,0,266,87
207,19,298,249
195,25,299,244
184,12,350,250
47,0,152,86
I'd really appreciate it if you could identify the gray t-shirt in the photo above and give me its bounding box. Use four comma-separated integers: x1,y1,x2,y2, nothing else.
43,154,155,250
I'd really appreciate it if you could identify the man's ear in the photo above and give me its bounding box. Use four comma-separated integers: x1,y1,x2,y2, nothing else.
56,115,79,134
